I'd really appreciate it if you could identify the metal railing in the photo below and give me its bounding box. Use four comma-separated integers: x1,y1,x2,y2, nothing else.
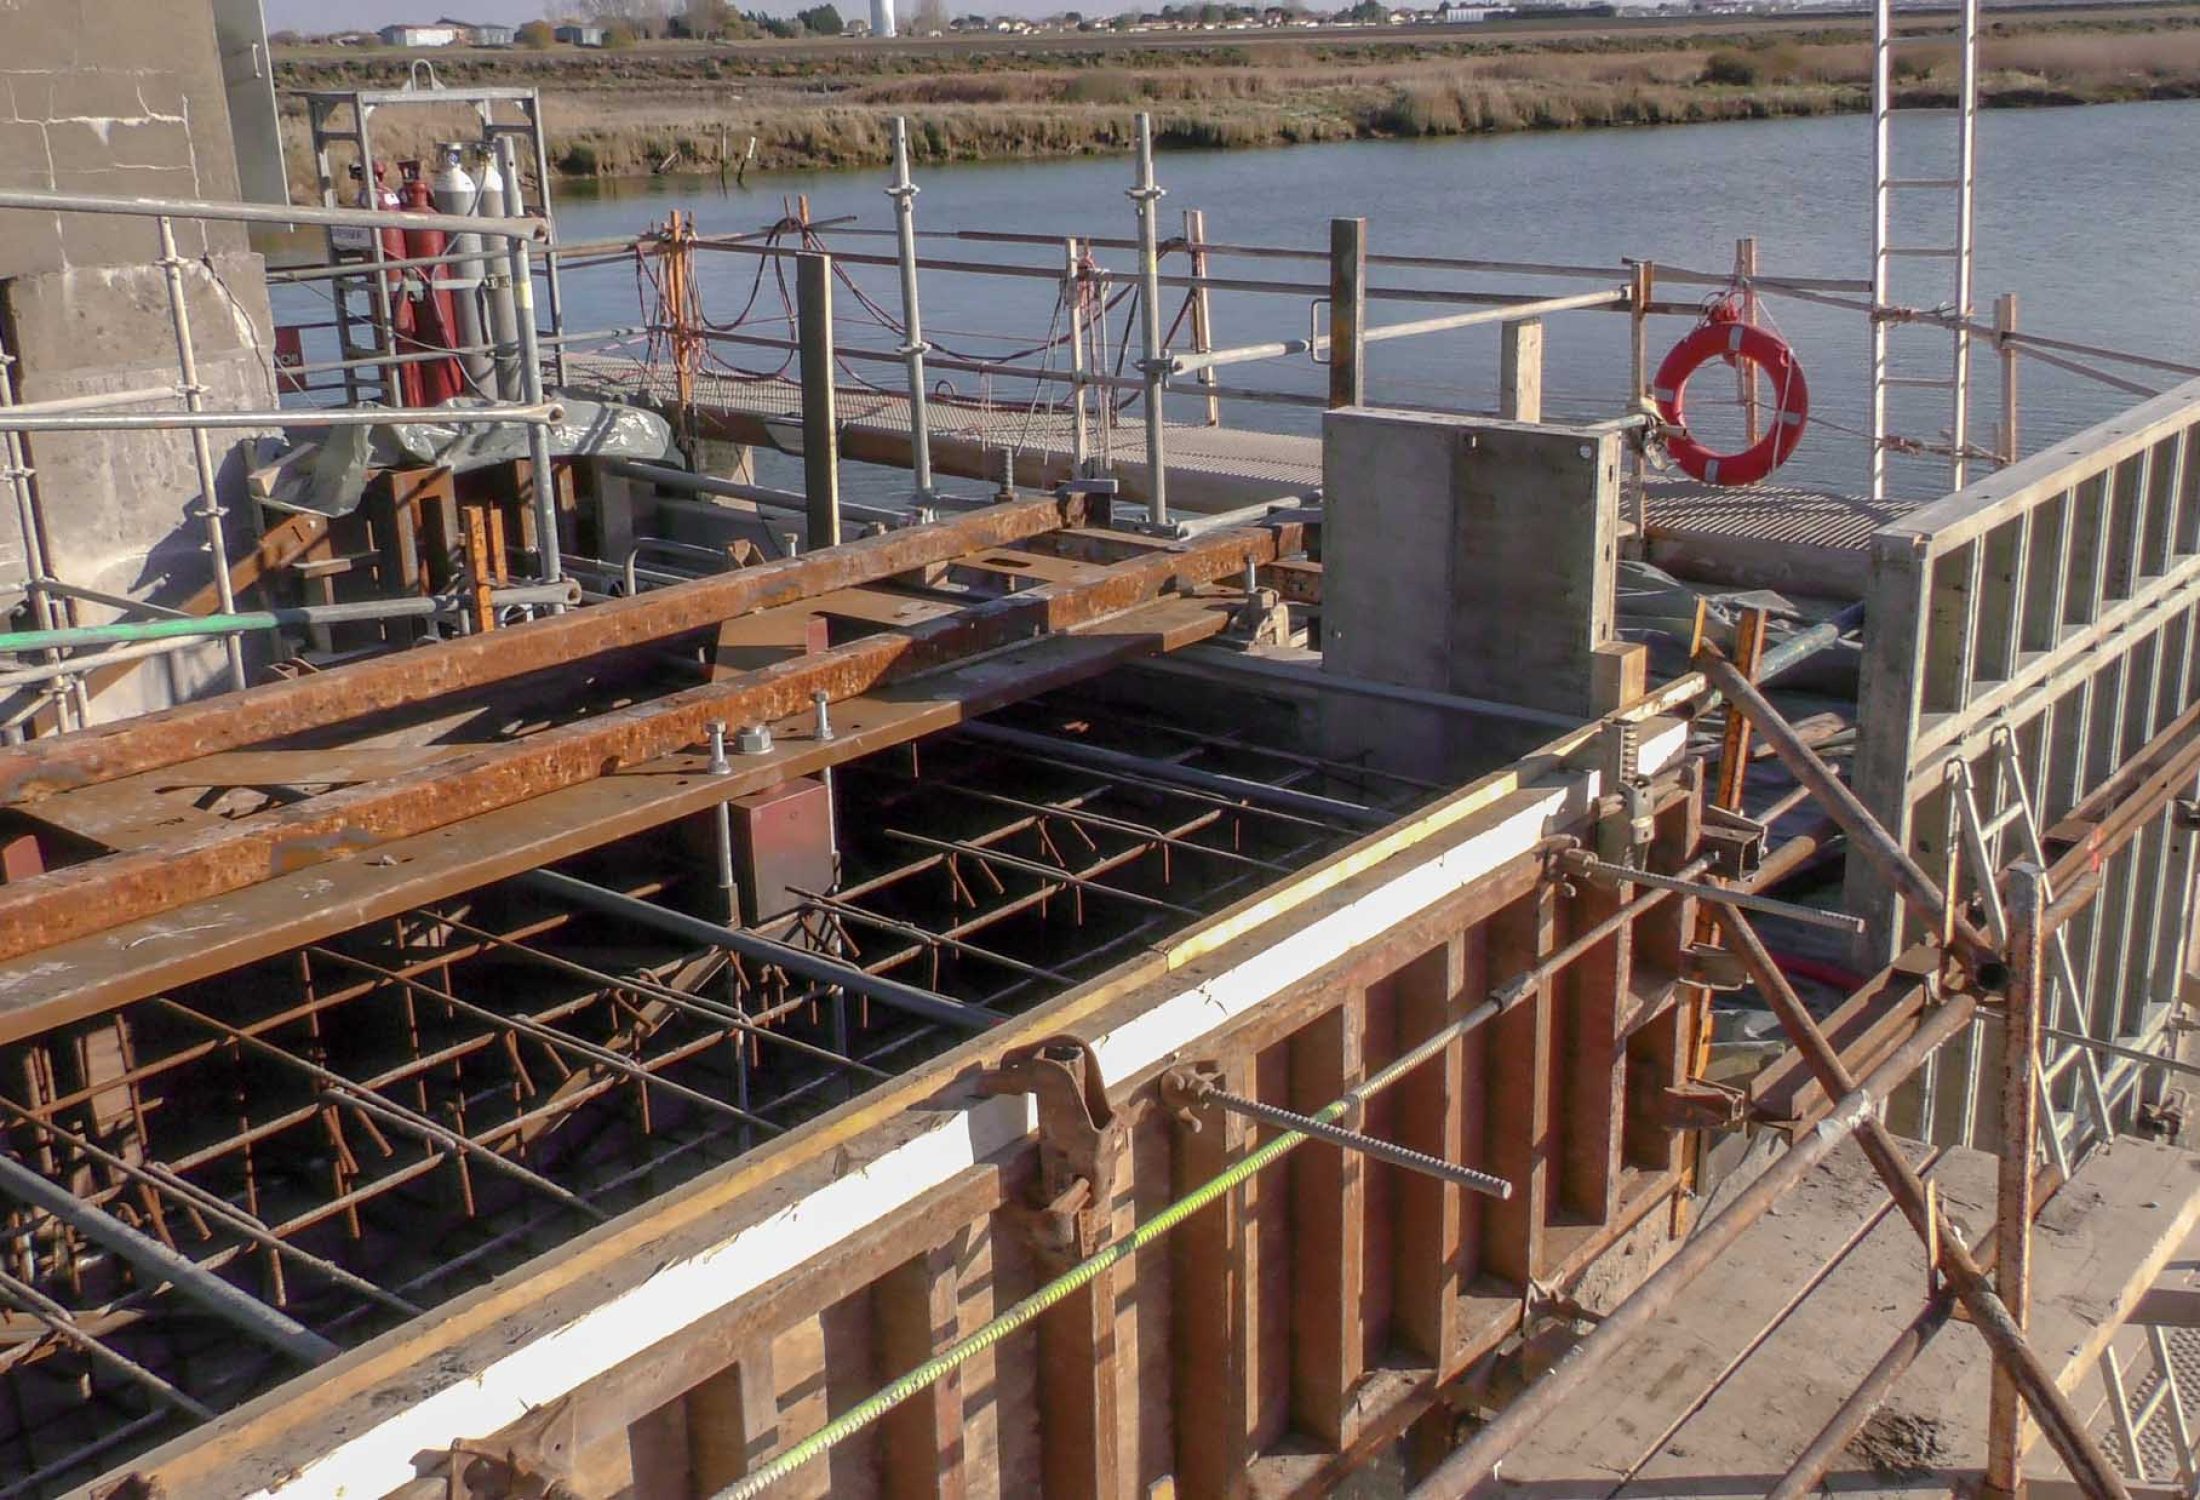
0,187,560,729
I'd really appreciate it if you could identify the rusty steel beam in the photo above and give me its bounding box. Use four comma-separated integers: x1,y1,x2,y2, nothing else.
0,525,1283,964
0,494,1090,806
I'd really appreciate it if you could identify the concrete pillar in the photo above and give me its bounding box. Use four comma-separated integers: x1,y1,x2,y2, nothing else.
1320,407,1625,778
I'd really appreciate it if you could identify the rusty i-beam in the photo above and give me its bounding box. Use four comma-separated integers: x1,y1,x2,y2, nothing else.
0,515,1288,962
0,493,1091,806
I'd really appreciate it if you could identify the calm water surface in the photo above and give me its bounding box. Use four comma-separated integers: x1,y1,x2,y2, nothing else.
534,101,2200,500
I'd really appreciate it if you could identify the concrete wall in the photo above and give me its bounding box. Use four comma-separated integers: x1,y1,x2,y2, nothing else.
0,0,275,717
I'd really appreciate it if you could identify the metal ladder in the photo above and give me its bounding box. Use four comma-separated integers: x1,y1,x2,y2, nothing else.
1945,726,2116,1176
2101,1327,2200,1489
1869,0,1982,501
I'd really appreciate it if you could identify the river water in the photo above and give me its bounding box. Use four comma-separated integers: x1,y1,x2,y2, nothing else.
542,100,2200,501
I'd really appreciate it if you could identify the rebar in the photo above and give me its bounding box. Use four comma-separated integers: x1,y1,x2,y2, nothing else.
521,869,1001,1033
0,1149,336,1365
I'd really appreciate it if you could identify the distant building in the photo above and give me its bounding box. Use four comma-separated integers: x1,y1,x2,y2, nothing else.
377,22,461,46
554,22,607,44
438,16,517,44
871,0,898,37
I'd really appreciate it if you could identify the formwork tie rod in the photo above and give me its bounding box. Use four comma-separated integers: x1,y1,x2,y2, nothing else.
1183,1080,1513,1198
1559,850,1867,936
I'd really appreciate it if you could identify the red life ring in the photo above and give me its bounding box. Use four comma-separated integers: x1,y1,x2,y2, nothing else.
1652,319,1810,487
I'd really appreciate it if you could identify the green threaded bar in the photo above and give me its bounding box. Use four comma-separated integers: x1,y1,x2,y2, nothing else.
714,1001,1497,1500
0,612,296,653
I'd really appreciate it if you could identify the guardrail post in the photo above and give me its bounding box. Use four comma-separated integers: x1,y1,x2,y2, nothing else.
1183,206,1220,427
1328,216,1366,411
1500,318,1543,424
887,118,934,504
798,251,841,549
1997,291,2020,467
1065,237,1090,471
1129,114,1169,526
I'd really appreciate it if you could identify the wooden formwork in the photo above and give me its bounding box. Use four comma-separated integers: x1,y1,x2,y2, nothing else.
109,709,1706,1500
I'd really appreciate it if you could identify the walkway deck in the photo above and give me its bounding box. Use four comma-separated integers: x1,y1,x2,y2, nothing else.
570,354,1914,596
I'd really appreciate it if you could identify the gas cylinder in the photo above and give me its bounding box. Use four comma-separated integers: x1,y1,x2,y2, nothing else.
431,143,494,397
475,145,524,401
399,162,463,406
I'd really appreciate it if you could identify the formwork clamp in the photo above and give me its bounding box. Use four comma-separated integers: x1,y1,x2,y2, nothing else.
978,1035,1126,1265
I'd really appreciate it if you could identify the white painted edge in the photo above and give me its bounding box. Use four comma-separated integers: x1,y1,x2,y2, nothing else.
251,730,1674,1500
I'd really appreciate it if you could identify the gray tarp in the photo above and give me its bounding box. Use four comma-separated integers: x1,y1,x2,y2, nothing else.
292,397,676,517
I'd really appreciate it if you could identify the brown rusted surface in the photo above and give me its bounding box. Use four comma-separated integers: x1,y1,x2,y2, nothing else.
0,494,1089,807
0,594,1232,1042
0,526,1276,966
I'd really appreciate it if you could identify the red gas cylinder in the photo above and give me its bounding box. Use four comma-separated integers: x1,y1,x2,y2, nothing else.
398,164,463,407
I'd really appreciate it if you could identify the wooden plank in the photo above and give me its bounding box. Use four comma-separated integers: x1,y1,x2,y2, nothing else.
1483,884,1555,1287
1288,991,1368,1450
1558,875,1627,1224
1172,1074,1257,1499
1613,1143,1995,1496
1391,938,1468,1370
875,1242,967,1500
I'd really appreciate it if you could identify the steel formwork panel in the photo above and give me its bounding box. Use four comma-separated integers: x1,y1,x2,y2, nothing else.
1851,375,2200,1155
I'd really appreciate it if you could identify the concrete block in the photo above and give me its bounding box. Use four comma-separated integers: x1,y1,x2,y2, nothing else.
1321,406,1625,777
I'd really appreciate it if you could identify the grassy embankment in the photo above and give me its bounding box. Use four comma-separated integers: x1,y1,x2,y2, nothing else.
274,10,2200,189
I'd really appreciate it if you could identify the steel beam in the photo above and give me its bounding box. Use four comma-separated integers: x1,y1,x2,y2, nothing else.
0,522,1278,963
0,494,1089,805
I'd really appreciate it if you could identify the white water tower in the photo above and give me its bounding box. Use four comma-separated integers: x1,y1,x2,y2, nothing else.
871,0,897,36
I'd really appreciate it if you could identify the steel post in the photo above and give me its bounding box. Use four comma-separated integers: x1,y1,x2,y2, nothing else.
1986,862,2046,1500
1998,291,2021,466
156,215,249,693
499,136,564,600
0,331,86,729
888,118,935,502
1065,237,1090,469
1129,115,1169,525
1715,909,2130,1500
